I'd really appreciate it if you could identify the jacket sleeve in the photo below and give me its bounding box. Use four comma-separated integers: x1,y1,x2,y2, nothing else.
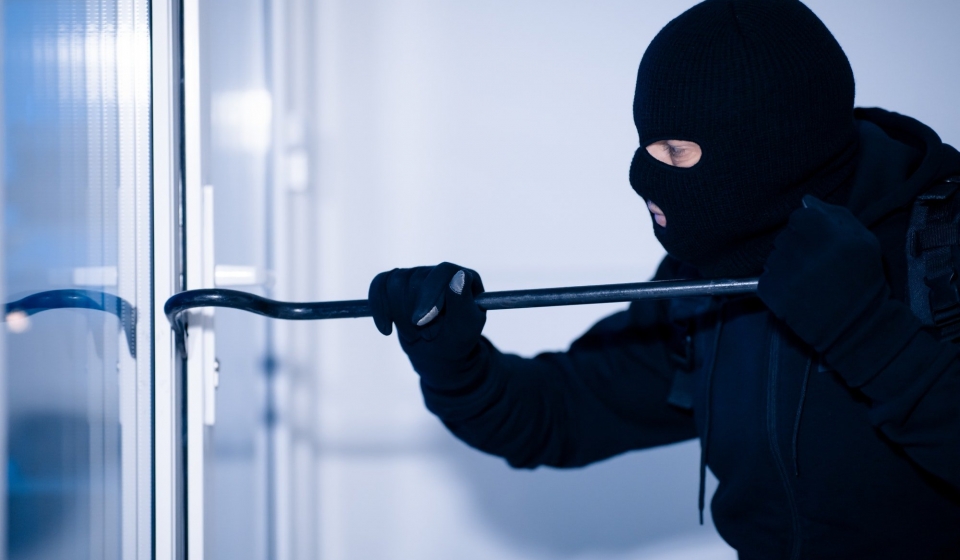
415,262,698,469
822,293,960,492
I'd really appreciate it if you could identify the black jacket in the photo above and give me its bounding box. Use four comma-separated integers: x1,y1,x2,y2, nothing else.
418,108,960,559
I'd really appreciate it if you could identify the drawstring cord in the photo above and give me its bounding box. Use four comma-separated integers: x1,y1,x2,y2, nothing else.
694,305,815,522
792,357,814,477
699,302,727,525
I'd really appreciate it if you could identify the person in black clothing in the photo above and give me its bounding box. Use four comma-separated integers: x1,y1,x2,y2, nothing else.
368,0,960,557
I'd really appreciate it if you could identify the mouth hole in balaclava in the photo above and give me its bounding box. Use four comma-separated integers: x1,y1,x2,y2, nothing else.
644,139,702,168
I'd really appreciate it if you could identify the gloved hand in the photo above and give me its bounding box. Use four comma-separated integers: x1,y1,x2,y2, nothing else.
758,195,889,353
369,262,486,384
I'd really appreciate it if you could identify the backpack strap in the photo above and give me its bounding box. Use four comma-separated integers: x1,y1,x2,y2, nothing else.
906,176,960,341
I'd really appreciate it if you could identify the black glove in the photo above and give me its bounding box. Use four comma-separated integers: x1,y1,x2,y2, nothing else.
368,262,486,386
758,195,889,353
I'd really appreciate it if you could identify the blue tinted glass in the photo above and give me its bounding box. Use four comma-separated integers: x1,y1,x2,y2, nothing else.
3,1,152,558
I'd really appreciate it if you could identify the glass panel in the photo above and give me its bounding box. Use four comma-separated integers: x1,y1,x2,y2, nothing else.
3,1,152,559
198,1,272,558
195,1,320,557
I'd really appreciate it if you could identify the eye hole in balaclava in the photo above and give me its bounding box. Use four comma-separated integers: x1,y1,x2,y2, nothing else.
630,0,859,279
645,140,702,170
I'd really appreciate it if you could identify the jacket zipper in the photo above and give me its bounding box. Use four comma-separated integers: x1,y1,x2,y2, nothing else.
766,327,802,560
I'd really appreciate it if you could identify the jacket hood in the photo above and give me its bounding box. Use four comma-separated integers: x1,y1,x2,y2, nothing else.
851,107,960,228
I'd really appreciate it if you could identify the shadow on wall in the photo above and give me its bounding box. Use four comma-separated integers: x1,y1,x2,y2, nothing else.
441,435,718,557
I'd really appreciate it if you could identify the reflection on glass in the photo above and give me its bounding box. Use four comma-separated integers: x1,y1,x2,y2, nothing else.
3,1,151,558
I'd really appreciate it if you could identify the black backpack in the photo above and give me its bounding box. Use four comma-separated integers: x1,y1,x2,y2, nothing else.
907,175,960,342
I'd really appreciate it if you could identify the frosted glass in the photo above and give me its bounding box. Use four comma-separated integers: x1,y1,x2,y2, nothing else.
3,1,152,559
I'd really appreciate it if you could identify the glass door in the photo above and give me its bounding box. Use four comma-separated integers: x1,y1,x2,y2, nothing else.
3,1,153,559
177,0,320,557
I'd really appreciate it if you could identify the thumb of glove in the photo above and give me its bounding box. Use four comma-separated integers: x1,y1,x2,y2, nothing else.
369,269,398,336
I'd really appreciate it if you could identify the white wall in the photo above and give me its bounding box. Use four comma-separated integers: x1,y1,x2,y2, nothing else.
310,1,960,559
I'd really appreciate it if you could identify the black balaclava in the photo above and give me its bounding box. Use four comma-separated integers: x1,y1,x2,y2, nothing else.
629,0,859,278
